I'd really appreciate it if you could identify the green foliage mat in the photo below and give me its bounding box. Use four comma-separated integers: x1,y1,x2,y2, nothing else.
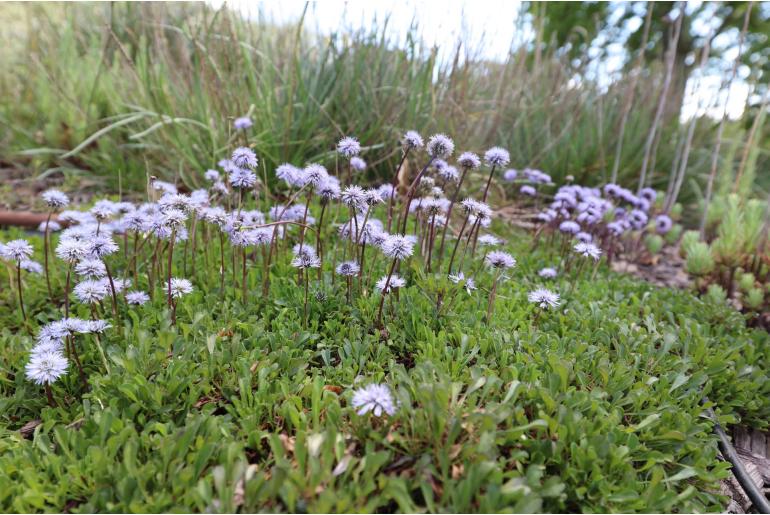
1,230,769,513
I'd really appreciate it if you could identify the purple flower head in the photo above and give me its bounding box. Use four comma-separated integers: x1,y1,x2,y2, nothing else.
655,214,673,234
574,242,602,261
538,267,558,279
73,279,108,304
403,130,424,149
350,157,367,172
575,231,593,243
38,220,62,233
427,134,455,159
337,136,361,158
75,259,106,279
233,116,253,130
375,274,406,293
316,177,341,201
503,169,518,182
629,209,649,230
42,189,70,209
2,239,34,262
438,165,459,182
457,152,481,170
528,288,561,309
635,197,651,213
231,147,258,169
558,221,580,234
55,239,88,263
168,278,193,298
351,383,397,416
276,163,302,187
229,168,258,189
341,186,367,210
639,187,657,204
126,290,150,306
88,235,119,259
204,169,220,182
381,234,414,260
520,185,537,196
485,250,516,270
25,351,68,385
484,146,510,167
303,164,329,187
336,261,360,276
377,183,396,200
20,260,43,274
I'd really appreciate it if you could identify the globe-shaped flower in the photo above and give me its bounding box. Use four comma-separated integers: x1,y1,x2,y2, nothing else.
126,290,151,305
231,147,258,169
484,147,510,167
426,134,455,159
233,116,253,130
2,240,34,262
457,152,481,170
381,234,414,260
337,136,361,158
485,250,516,270
403,130,424,149
42,189,70,209
336,261,360,276
25,351,68,385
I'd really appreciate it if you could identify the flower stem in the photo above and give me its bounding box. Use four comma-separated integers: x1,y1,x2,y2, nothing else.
43,211,53,301
16,263,26,322
375,258,398,328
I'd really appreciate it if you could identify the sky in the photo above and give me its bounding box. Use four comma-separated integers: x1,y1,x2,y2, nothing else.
208,0,750,120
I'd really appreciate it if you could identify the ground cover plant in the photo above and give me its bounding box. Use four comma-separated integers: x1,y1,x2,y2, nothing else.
1,126,770,513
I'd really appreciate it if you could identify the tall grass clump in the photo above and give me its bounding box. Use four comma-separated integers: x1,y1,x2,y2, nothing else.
2,1,698,200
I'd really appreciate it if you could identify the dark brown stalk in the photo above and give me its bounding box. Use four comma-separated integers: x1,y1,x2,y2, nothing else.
387,149,411,232
103,261,120,320
400,157,436,235
481,165,497,203
375,258,399,328
446,214,470,275
43,211,53,300
166,229,176,308
16,263,26,322
437,166,469,267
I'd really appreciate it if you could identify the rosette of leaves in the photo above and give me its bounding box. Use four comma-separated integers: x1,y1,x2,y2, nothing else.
685,242,715,277
644,234,664,255
744,287,764,311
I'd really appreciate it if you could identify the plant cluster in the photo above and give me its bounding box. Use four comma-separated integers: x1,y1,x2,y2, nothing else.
1,125,770,512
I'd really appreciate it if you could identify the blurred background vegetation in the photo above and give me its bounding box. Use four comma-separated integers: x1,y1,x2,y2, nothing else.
0,1,768,224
